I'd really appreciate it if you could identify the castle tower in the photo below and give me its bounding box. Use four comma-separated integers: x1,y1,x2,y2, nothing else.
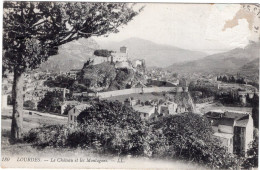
120,46,128,54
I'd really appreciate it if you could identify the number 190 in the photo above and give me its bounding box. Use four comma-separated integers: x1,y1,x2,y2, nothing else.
2,157,10,161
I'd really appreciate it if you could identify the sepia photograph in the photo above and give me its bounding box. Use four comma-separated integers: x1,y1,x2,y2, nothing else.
1,1,260,169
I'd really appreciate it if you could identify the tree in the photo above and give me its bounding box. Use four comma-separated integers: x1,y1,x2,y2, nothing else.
172,73,178,78
94,49,113,57
230,76,236,83
44,75,75,89
77,100,144,128
252,107,259,128
77,100,147,156
151,113,237,169
23,100,36,110
3,2,142,140
250,94,259,128
242,135,258,168
37,91,62,113
222,76,228,82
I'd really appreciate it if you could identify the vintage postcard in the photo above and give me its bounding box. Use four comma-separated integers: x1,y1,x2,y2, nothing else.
1,1,260,169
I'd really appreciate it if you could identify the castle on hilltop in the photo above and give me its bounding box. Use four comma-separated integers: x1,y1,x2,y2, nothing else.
88,46,128,66
87,46,145,71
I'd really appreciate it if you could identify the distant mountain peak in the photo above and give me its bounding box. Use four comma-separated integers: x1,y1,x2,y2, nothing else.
96,37,207,67
166,41,259,83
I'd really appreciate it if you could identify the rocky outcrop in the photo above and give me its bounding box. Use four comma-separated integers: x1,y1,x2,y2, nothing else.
77,62,117,92
77,62,147,92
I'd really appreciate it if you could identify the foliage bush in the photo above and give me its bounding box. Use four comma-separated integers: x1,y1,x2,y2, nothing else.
242,129,259,168
23,101,239,169
23,100,36,109
44,75,75,89
37,91,63,113
23,125,69,147
151,113,237,169
94,49,112,57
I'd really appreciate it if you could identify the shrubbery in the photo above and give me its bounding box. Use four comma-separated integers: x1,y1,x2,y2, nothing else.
23,100,238,169
151,113,237,168
24,100,36,109
94,49,112,57
23,124,69,147
242,129,259,168
37,91,62,113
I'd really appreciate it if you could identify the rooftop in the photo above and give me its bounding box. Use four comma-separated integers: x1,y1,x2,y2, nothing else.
62,100,80,106
74,104,91,113
132,105,155,115
235,115,250,127
206,110,251,127
213,132,233,139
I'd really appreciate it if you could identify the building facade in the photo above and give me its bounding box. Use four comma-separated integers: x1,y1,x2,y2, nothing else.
205,110,254,156
68,104,91,125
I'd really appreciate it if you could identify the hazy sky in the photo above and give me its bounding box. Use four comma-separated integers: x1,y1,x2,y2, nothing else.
94,3,259,54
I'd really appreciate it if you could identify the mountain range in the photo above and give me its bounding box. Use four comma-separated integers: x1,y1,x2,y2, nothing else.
166,42,259,82
39,38,100,72
39,37,259,83
96,37,208,67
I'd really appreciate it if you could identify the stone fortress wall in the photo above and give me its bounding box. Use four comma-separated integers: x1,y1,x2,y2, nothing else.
96,87,187,99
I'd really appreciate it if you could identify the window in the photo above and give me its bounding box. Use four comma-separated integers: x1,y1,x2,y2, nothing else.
70,115,73,121
74,116,77,122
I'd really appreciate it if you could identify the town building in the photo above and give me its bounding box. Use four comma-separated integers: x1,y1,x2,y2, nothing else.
67,69,81,79
205,110,254,155
89,56,112,65
157,101,178,116
124,97,179,120
231,89,258,105
68,104,91,125
132,104,156,120
1,94,8,109
124,97,140,106
60,100,80,115
115,61,131,69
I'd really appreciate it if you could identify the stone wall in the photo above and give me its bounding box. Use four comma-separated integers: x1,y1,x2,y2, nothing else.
96,87,185,99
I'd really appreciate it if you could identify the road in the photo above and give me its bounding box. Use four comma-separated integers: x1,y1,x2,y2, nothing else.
1,107,67,131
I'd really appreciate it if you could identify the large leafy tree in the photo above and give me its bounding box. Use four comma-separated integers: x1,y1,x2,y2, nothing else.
3,1,142,140
77,100,147,155
77,100,144,129
151,113,237,169
37,91,63,113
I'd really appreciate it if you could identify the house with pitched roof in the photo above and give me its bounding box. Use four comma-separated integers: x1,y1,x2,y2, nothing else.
205,110,254,155
60,100,80,115
68,104,91,125
132,104,156,120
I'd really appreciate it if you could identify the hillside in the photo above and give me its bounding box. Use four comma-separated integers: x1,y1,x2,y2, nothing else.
76,62,147,92
239,58,259,82
39,38,100,73
166,42,260,77
96,37,207,67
